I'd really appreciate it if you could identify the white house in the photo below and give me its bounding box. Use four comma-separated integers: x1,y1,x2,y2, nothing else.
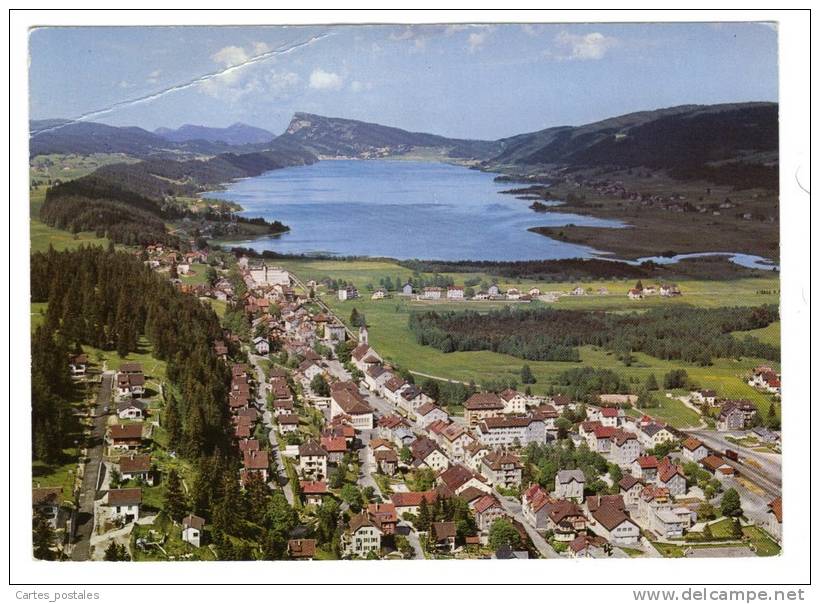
681,437,709,462
343,513,381,558
499,389,528,414
553,469,585,502
117,400,147,421
182,514,205,548
102,488,142,524
253,337,270,355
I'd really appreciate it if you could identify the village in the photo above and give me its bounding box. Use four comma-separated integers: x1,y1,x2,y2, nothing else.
33,252,782,562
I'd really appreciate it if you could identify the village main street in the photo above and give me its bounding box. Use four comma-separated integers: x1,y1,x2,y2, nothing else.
70,372,113,561
248,352,293,505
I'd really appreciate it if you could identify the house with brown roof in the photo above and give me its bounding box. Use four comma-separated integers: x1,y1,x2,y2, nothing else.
329,381,374,430
414,403,448,430
473,495,506,532
367,503,398,535
657,458,687,496
277,413,300,435
438,423,475,463
464,392,505,426
298,439,328,480
242,449,270,484
409,436,450,473
351,343,380,373
438,464,491,496
374,449,399,476
632,456,660,482
390,490,439,516
118,454,154,486
480,451,523,490
321,435,348,464
681,437,709,462
102,488,142,524
700,455,736,480
342,512,381,558
619,474,644,507
68,353,88,376
431,521,457,552
288,538,317,560
587,497,640,545
299,480,329,506
116,370,146,398
32,487,65,529
568,534,608,558
397,384,434,416
106,423,144,452
717,400,759,431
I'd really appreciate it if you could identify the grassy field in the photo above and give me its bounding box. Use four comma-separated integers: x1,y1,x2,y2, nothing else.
276,257,779,426
732,321,780,348
30,185,111,253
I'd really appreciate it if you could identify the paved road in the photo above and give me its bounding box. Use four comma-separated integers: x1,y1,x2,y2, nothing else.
496,495,560,559
397,522,425,559
356,428,383,499
248,353,292,505
70,372,113,561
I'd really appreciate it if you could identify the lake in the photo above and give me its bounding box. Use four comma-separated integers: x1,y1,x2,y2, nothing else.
205,159,623,261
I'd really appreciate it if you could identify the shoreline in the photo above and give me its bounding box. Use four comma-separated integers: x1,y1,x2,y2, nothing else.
204,156,778,269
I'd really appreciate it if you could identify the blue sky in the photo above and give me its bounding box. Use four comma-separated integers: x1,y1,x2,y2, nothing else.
28,23,778,140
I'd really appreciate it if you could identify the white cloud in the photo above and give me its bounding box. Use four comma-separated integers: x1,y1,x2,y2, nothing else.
211,45,250,67
309,68,343,91
552,31,618,61
520,24,544,37
146,69,162,84
199,43,288,101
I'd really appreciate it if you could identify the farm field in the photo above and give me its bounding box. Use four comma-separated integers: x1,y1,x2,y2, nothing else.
277,258,780,427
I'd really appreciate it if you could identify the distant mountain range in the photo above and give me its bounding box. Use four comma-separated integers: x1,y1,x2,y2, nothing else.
30,101,778,188
278,112,504,160
154,122,276,146
487,102,778,179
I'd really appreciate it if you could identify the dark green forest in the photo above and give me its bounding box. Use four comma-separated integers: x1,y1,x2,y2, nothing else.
408,304,779,365
31,246,231,463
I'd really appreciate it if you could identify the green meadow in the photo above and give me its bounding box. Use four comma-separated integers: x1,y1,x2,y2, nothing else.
276,257,780,427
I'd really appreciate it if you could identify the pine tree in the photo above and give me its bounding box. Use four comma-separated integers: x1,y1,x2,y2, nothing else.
243,471,270,526
520,364,536,384
417,498,431,532
164,393,182,451
645,373,659,391
32,511,55,560
164,469,187,522
213,472,243,536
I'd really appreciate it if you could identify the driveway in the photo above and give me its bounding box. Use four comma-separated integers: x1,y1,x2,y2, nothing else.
496,494,560,559
70,372,113,561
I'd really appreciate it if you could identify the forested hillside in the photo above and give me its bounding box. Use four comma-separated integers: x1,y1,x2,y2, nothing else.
31,246,232,463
